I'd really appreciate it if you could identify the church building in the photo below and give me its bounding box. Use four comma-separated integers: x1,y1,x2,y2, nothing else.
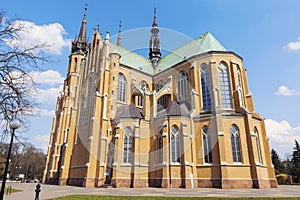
43,8,277,189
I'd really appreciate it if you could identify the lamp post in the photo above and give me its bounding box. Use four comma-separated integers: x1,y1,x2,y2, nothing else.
0,120,20,200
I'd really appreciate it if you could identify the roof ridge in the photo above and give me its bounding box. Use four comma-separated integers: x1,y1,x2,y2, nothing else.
111,43,151,62
155,32,227,73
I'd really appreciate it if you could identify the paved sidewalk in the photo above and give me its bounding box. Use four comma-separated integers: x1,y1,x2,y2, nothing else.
3,183,300,200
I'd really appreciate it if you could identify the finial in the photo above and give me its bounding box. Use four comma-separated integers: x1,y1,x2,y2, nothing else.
152,7,157,27
117,21,122,46
97,24,100,32
84,3,88,15
119,20,122,33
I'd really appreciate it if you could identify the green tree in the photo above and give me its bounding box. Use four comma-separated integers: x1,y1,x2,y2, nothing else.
271,148,285,174
291,140,300,182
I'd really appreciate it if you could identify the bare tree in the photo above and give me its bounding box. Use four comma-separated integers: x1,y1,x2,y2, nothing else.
0,142,46,181
0,12,49,140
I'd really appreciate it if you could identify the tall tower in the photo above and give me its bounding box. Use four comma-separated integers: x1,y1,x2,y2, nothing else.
71,7,89,55
43,7,89,185
149,8,161,68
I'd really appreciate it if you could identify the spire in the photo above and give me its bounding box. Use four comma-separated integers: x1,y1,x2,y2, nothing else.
71,5,90,54
152,7,157,27
149,7,161,68
117,20,122,46
78,5,87,42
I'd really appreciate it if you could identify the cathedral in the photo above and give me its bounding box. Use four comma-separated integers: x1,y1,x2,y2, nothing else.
43,8,277,189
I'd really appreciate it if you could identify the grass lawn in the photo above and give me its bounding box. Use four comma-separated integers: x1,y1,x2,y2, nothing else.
48,196,300,200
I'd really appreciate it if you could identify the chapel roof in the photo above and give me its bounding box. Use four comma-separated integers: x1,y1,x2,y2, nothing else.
115,103,144,121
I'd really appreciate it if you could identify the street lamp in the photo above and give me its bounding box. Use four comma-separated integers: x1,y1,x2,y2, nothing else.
0,120,20,200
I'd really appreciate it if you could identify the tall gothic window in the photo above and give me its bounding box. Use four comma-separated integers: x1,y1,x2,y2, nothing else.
254,127,262,164
177,71,189,101
219,62,232,109
202,126,212,163
230,125,242,162
157,128,163,164
171,125,180,163
201,65,212,110
117,73,126,102
123,127,132,163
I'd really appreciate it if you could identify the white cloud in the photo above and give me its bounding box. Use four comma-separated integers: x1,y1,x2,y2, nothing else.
33,108,55,117
274,85,298,96
33,134,50,153
286,36,300,51
5,20,71,55
35,85,63,104
30,70,64,85
265,119,300,158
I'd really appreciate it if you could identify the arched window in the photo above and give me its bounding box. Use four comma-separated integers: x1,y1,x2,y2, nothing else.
177,71,189,101
123,127,132,163
254,127,262,164
171,125,180,163
157,128,163,164
157,95,168,111
230,125,242,162
201,65,212,110
136,81,149,107
117,73,126,102
202,126,212,163
219,63,232,109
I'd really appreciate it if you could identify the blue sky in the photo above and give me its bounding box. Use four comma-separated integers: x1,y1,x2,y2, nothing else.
1,0,300,158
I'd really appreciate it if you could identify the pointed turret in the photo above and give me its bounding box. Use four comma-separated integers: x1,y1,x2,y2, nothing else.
117,21,122,46
71,6,90,54
149,7,161,68
78,7,87,43
152,7,158,27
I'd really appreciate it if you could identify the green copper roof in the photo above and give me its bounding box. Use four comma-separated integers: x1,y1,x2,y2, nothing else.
155,32,227,73
110,32,227,75
110,43,153,75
